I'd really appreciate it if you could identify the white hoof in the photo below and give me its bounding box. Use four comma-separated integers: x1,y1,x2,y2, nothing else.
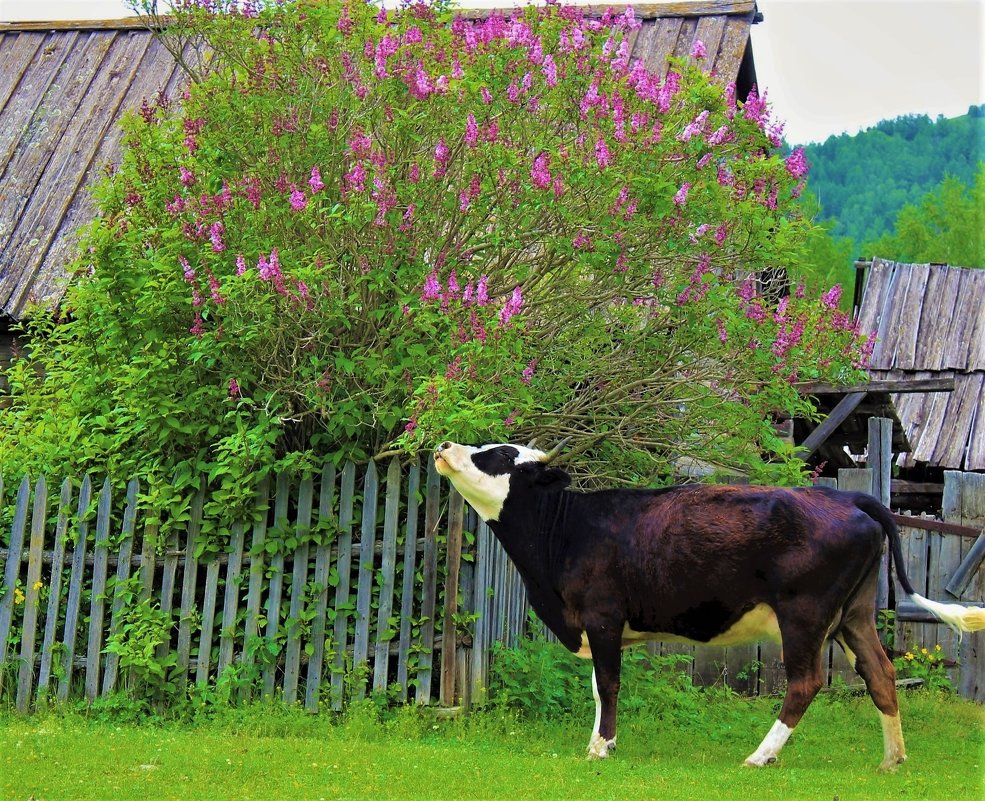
743,754,777,768
587,732,616,759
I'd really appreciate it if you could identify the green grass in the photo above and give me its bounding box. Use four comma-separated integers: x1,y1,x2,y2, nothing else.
1,693,982,801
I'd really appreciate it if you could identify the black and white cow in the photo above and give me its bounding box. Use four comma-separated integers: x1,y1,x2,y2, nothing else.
433,440,985,770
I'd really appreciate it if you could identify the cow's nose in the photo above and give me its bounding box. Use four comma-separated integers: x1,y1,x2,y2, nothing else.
436,441,453,454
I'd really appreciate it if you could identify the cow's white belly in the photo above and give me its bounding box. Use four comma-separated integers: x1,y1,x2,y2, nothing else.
576,603,780,658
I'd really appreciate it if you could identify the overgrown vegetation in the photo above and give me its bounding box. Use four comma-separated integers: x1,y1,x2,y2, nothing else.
0,0,870,511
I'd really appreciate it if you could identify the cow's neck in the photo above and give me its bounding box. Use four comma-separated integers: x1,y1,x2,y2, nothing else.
487,490,580,649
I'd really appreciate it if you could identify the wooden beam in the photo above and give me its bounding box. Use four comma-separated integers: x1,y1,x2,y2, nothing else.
796,391,866,458
796,377,956,395
891,512,983,540
0,17,160,31
945,534,985,599
891,479,944,495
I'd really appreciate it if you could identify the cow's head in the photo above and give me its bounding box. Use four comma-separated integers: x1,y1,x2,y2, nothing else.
433,441,571,522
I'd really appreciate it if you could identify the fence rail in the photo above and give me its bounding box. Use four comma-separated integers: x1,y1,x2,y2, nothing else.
2,441,983,713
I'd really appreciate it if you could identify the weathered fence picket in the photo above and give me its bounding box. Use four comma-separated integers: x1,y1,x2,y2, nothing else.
2,441,983,714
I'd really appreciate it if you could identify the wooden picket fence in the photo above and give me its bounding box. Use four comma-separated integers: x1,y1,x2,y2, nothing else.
0,458,536,714
2,447,983,714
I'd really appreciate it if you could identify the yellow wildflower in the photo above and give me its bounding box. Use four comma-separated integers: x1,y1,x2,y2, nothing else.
935,644,942,652
905,652,914,661
33,580,43,591
921,647,929,655
13,587,25,605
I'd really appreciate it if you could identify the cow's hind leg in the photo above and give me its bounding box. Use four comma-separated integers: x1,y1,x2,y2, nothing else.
836,594,906,771
745,622,827,767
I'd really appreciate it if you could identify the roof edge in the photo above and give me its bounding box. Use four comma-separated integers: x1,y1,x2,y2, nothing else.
0,2,758,32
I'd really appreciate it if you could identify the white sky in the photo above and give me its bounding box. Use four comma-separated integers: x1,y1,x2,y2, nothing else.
1,0,982,145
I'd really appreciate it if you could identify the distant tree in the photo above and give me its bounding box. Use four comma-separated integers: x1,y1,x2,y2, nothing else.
789,188,855,303
865,165,984,267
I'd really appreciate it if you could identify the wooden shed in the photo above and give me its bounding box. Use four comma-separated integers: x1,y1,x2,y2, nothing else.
0,1,761,357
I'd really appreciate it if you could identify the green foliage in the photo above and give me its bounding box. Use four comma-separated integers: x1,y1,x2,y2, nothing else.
864,165,985,266
103,597,179,700
0,0,869,502
894,643,955,694
799,107,985,246
486,630,701,724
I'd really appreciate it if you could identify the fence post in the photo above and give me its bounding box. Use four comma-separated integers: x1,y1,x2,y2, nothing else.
440,489,465,706
16,477,48,712
0,476,31,697
946,472,985,701
868,417,893,609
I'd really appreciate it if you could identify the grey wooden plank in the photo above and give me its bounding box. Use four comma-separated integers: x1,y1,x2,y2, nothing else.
440,490,465,705
216,521,246,678
137,517,158,603
470,521,491,704
396,458,421,701
373,459,402,694
16,476,48,712
352,461,380,700
891,262,930,370
195,557,222,687
240,477,270,703
57,474,92,701
330,462,356,710
103,478,139,685
84,477,112,702
955,473,985,700
101,477,138,696
416,459,442,704
174,480,206,687
0,475,31,696
283,475,314,704
262,473,291,698
37,478,72,699
305,463,336,712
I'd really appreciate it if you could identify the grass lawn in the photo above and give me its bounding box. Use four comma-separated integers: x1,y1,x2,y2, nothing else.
1,692,982,801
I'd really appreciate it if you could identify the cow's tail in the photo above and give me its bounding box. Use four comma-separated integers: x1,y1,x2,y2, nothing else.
854,494,985,637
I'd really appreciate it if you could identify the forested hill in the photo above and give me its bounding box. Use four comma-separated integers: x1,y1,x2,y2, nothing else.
798,106,984,246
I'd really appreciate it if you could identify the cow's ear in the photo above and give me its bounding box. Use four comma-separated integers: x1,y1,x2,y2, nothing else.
535,466,571,491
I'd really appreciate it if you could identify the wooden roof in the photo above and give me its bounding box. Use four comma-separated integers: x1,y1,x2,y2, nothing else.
856,257,985,471
0,3,759,321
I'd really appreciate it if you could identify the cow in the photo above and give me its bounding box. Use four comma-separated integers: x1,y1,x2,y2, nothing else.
433,439,985,771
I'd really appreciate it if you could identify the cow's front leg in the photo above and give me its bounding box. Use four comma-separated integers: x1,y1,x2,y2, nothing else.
585,627,622,759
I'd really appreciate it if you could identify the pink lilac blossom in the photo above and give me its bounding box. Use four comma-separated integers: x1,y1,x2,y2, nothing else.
180,166,195,187
531,152,552,189
785,148,810,180
235,254,247,276
521,359,537,384
309,166,325,193
209,221,225,253
464,113,479,147
595,135,611,169
433,138,450,177
476,275,490,306
289,185,307,211
673,182,691,206
690,39,707,60
421,270,441,302
821,284,843,309
500,287,525,327
345,163,367,193
228,379,240,398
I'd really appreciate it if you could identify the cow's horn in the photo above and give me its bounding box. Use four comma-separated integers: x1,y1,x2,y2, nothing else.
526,438,539,449
542,437,572,462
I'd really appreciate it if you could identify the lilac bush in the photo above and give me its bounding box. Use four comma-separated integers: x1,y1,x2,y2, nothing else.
0,0,870,494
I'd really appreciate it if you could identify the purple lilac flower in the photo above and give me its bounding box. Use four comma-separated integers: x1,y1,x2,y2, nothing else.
690,39,707,60
531,152,551,189
465,113,479,147
180,166,195,187
521,359,537,384
785,147,810,180
289,185,307,211
421,270,441,302
209,221,225,253
595,135,611,169
235,254,247,276
228,378,240,398
821,285,843,309
309,166,325,193
673,182,691,206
